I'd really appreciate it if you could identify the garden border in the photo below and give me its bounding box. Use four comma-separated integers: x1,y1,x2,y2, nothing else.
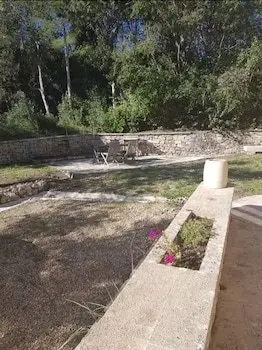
75,183,234,350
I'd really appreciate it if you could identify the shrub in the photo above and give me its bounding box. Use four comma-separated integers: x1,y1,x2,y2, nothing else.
1,95,39,138
86,93,108,133
37,113,59,135
57,95,88,133
106,92,151,132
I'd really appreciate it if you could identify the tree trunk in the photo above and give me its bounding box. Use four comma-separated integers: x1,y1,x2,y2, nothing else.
63,24,72,105
111,81,116,109
36,43,50,115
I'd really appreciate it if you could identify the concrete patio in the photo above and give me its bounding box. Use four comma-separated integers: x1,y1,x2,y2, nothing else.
48,155,207,174
210,195,262,349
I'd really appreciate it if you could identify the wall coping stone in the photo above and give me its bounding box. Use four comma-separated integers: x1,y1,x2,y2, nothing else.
1,129,262,144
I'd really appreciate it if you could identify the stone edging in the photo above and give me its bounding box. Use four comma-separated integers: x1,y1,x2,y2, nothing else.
0,180,49,204
0,191,170,213
75,184,234,350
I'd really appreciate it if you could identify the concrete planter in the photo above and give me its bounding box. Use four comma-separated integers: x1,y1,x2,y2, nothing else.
75,184,234,350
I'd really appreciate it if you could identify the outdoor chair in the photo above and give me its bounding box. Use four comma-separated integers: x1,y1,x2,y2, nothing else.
92,144,109,163
100,140,123,166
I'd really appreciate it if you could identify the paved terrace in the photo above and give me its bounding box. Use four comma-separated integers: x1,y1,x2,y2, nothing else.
210,195,262,349
48,155,207,174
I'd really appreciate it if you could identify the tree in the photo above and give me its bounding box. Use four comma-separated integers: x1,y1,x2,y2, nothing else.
52,1,75,105
1,0,262,137
66,0,133,106
0,1,21,112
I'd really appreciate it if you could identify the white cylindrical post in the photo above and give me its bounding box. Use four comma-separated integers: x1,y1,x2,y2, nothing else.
203,159,228,189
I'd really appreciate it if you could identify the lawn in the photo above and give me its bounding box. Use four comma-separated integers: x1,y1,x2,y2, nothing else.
1,154,261,200
55,154,262,200
0,200,175,350
227,154,262,198
0,164,63,185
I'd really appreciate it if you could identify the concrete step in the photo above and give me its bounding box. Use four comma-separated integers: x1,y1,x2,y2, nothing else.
243,145,262,154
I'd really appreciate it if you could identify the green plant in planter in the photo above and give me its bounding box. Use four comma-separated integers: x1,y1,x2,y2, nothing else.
178,215,213,246
149,215,213,268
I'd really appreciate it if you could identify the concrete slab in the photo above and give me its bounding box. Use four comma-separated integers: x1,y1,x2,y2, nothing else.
75,184,234,350
147,271,216,350
209,215,262,349
232,194,262,208
49,155,207,175
243,145,262,154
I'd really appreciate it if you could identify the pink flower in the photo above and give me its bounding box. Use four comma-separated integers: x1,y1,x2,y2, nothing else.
149,230,156,240
163,254,175,265
149,229,162,241
157,230,162,237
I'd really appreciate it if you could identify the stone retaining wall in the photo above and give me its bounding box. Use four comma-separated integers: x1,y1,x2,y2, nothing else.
1,130,262,164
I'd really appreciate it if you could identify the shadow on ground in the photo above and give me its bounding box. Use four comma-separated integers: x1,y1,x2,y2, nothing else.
53,156,262,199
0,200,174,350
54,160,205,197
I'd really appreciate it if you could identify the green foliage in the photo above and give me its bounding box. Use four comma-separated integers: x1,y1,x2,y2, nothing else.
178,215,213,247
57,95,88,133
0,95,39,138
1,0,262,138
57,91,151,134
37,113,59,135
209,39,262,129
107,93,151,132
86,93,108,133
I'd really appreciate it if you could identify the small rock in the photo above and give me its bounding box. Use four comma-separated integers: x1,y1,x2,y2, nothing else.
17,183,33,197
0,191,20,204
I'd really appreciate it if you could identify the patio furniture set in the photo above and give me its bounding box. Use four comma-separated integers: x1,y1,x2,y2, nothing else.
92,138,139,166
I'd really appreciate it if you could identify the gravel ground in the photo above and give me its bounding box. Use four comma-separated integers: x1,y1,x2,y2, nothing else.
0,200,176,350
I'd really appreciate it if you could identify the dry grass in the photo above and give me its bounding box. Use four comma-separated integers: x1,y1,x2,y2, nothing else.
0,200,176,350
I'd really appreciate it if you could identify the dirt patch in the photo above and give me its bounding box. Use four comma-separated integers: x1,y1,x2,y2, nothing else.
173,244,207,270
209,217,262,349
0,200,176,350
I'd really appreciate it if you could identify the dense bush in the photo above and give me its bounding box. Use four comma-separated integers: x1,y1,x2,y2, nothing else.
57,95,88,133
0,95,39,139
85,93,109,133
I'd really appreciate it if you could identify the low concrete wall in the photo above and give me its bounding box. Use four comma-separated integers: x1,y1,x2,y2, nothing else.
75,184,234,350
1,130,262,165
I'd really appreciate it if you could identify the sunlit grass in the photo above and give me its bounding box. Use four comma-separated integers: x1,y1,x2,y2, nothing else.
0,164,60,185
